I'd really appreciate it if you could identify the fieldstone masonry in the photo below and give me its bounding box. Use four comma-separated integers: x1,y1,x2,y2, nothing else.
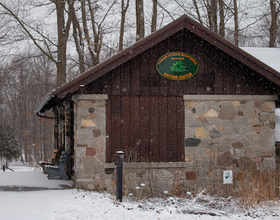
72,94,278,196
72,94,112,191
183,95,277,193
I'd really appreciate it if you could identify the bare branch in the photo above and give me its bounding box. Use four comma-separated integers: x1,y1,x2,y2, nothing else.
87,0,98,39
174,0,203,24
192,0,203,25
99,0,117,28
239,13,268,32
81,0,97,65
0,33,8,40
157,2,175,20
0,2,56,63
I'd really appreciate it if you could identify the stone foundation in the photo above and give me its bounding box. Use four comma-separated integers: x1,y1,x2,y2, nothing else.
73,94,278,196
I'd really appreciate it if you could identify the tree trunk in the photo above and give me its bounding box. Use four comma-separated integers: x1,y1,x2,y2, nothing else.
193,0,203,25
119,0,129,51
81,0,98,67
233,0,239,46
87,0,103,66
69,0,85,73
269,0,278,47
206,0,218,32
55,0,72,87
151,0,157,33
211,0,218,33
55,1,67,87
136,0,145,41
219,0,225,37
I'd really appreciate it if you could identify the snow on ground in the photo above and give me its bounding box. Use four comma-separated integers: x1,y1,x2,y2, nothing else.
0,190,72,220
0,166,280,220
50,190,280,220
0,166,73,190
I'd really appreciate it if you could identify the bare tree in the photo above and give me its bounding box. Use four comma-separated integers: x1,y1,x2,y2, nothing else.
269,0,280,47
151,0,157,33
119,0,130,51
74,0,117,68
55,0,72,87
0,1,72,87
180,0,220,34
136,0,145,41
192,0,203,24
219,0,225,37
233,0,239,46
0,53,55,163
208,0,218,33
68,1,86,73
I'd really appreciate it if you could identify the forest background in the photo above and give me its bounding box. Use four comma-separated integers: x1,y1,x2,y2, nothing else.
0,0,279,164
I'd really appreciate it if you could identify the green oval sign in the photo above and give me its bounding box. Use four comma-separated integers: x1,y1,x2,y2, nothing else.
156,52,199,81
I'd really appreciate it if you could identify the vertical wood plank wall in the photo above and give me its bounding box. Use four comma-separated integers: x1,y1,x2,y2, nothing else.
106,96,184,162
89,29,279,163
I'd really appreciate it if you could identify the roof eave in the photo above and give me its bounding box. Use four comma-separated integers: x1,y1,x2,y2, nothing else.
53,17,187,98
181,18,280,85
53,15,280,99
35,92,54,114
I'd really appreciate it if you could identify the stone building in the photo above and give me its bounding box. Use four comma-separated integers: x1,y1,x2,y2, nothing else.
37,15,280,196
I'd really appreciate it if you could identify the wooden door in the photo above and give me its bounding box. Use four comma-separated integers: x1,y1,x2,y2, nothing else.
106,96,184,162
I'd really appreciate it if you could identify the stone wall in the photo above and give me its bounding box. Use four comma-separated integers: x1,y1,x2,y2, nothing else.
72,94,278,196
73,94,112,191
183,95,277,193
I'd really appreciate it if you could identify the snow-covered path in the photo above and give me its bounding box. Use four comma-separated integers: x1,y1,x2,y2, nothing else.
0,190,72,220
0,166,73,220
0,166,73,190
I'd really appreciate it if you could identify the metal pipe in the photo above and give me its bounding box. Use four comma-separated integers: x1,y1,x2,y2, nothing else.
36,112,54,119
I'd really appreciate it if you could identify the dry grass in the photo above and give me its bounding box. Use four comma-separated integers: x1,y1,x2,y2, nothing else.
122,148,280,209
172,171,187,197
237,170,280,208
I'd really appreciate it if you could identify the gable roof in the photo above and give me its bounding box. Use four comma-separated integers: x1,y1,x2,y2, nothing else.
37,15,280,113
241,47,280,73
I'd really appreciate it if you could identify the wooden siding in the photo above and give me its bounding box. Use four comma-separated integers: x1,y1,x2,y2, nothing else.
89,29,280,96
52,15,280,99
106,96,185,162
87,29,280,163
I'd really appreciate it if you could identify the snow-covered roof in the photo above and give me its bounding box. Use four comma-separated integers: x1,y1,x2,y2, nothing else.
241,47,280,73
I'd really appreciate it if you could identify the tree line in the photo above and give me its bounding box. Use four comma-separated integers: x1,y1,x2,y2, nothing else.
0,0,279,164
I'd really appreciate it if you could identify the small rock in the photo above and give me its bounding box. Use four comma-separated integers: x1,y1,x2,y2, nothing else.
232,101,240,107
209,129,222,138
237,111,243,116
219,105,236,121
232,141,244,149
204,109,218,118
195,127,209,138
201,118,209,126
185,138,201,147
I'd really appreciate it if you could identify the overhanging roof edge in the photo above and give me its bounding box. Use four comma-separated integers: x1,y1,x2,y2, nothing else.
53,17,187,98
48,15,280,101
34,91,54,114
181,18,280,84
